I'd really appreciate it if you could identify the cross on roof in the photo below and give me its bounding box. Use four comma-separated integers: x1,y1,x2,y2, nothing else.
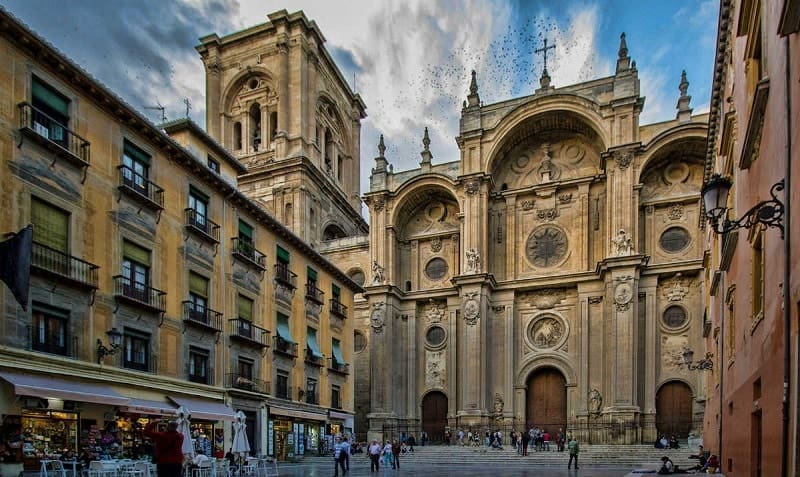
535,38,556,74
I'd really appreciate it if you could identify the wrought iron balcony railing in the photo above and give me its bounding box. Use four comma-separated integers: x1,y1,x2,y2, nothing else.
117,164,164,210
18,102,90,167
225,373,269,394
328,358,350,375
329,298,348,318
113,275,166,312
305,349,324,367
31,242,99,289
184,208,220,243
229,318,270,348
305,283,324,305
231,238,267,270
274,262,297,289
273,335,298,358
182,301,223,332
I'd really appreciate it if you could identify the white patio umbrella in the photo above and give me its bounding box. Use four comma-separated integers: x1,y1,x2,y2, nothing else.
231,411,251,458
176,406,195,457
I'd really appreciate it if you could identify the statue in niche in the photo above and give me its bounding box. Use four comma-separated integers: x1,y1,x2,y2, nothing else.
611,229,634,256
371,261,385,285
588,389,603,415
465,248,481,273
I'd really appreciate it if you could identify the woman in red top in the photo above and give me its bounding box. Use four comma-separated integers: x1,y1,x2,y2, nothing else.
144,421,184,477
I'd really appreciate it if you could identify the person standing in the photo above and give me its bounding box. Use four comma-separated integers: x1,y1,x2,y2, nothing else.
567,437,580,470
332,436,346,477
368,440,381,472
382,441,393,468
340,437,351,473
520,429,530,456
391,439,401,469
406,434,415,452
143,421,184,477
556,428,565,452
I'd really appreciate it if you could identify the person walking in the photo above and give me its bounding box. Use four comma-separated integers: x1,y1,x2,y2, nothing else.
340,437,351,473
391,439,401,469
406,434,415,452
567,437,580,470
332,436,346,477
420,431,427,447
520,429,530,456
368,440,381,472
143,420,184,477
382,441,393,468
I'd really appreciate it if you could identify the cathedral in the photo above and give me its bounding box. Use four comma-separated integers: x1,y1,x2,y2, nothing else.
198,11,708,445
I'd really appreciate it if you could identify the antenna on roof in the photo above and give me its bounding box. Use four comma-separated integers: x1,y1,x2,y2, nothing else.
144,102,166,123
183,98,192,118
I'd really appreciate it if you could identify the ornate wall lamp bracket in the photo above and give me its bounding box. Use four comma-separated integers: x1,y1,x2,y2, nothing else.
702,175,785,239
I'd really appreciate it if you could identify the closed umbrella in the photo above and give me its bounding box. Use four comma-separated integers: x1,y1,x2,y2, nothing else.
176,406,195,457
231,411,251,459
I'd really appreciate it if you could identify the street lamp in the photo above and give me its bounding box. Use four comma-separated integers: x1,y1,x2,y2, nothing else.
682,347,714,371
96,327,123,363
701,174,785,238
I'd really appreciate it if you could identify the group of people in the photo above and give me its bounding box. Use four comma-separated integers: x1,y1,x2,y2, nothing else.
657,445,720,474
654,434,682,449
510,427,568,455
366,439,404,472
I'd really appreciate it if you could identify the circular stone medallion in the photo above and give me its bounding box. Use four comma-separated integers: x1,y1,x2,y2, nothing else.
525,225,568,267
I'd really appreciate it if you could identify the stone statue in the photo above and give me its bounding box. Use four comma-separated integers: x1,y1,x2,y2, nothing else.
371,261,385,284
588,388,603,415
493,393,504,418
465,248,481,273
426,299,445,323
611,228,634,256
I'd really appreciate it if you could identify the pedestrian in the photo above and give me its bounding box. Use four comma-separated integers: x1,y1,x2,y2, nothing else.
340,436,351,473
556,428,565,452
332,436,346,477
406,434,415,452
382,441,393,468
521,429,530,456
567,437,580,470
420,431,427,447
368,440,381,472
143,420,184,477
391,439,401,469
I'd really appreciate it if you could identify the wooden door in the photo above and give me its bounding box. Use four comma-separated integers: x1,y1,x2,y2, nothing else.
526,368,566,431
421,391,447,443
655,381,692,438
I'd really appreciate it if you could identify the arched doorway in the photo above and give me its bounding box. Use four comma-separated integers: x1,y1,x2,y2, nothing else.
526,367,567,432
656,381,693,438
421,391,447,443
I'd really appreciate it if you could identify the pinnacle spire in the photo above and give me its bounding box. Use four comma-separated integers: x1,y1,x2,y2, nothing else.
469,70,478,95
420,127,433,168
615,32,632,73
422,127,430,151
466,70,481,107
676,69,692,122
679,70,689,97
618,32,628,58
378,134,386,158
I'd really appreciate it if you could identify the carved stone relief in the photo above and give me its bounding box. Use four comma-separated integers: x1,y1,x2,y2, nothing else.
588,389,603,415
526,225,568,268
614,276,634,312
463,292,480,325
662,273,689,302
425,350,445,388
661,335,687,368
667,204,684,221
425,300,446,323
520,200,535,211
529,315,566,349
526,288,567,309
370,302,386,334
536,208,560,222
465,179,480,195
430,236,442,252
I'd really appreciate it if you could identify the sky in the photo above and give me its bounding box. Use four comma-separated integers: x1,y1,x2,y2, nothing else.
3,0,719,204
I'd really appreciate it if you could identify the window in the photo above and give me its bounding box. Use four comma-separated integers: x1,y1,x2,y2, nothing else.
188,272,209,323
426,326,446,347
31,303,69,356
31,76,70,147
752,231,764,321
188,347,209,384
307,266,318,286
276,245,292,284
659,227,691,253
425,258,448,280
662,306,688,328
237,294,254,339
239,220,254,244
306,378,318,404
269,111,277,142
31,197,69,254
331,385,341,409
233,122,242,150
337,155,343,182
238,358,254,380
207,155,220,173
332,284,341,301
276,370,289,399
188,188,209,232
250,103,262,151
307,327,322,362
354,331,367,353
123,329,150,372
122,241,151,301
122,140,151,196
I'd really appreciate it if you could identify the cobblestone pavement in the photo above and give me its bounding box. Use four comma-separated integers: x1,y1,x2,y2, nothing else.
270,460,637,476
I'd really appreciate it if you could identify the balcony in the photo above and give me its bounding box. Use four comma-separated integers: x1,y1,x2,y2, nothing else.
113,275,166,313
27,325,78,359
184,209,220,243
182,301,223,332
329,298,348,319
231,238,266,270
225,373,269,394
18,102,90,169
31,242,99,289
328,358,350,376
273,336,298,358
229,319,270,348
305,349,324,367
305,283,324,305
274,262,297,290
117,165,164,211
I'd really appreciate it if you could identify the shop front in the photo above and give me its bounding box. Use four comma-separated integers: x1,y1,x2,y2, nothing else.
328,410,354,440
267,407,326,461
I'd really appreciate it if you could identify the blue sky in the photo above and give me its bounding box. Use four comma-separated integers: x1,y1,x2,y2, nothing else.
3,0,718,196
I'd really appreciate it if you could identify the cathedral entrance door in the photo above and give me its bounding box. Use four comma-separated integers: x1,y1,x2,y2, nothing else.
526,367,566,432
421,391,447,443
656,381,692,438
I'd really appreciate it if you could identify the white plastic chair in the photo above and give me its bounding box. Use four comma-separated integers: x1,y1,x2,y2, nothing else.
41,460,68,477
87,461,117,477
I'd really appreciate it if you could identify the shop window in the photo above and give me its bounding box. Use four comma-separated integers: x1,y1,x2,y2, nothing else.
31,302,69,356
31,75,70,148
276,370,289,399
123,328,150,372
207,155,220,173
21,410,79,457
331,385,341,409
188,347,210,384
122,140,151,196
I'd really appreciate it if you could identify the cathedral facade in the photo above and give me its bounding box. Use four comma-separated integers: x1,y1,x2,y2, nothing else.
348,36,709,444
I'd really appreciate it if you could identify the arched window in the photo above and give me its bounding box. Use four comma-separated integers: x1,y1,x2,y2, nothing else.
405,280,412,292
284,203,293,229
233,122,242,150
249,103,261,151
270,111,278,142
324,129,333,172
337,155,343,182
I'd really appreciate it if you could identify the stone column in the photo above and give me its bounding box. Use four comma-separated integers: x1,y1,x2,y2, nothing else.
275,37,290,158
641,275,658,443
204,55,222,140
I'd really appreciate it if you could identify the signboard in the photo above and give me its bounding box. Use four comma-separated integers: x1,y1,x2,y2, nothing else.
298,424,305,455
267,420,274,456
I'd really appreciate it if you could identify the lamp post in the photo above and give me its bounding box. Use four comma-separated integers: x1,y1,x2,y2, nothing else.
682,347,714,371
96,327,123,363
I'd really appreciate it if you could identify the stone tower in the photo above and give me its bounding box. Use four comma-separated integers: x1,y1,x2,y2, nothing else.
196,10,368,247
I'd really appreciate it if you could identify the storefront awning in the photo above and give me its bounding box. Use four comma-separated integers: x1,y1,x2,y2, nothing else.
270,406,327,421
0,370,130,406
329,411,353,421
169,396,235,421
120,398,177,416
307,329,322,358
331,340,345,364
277,318,295,344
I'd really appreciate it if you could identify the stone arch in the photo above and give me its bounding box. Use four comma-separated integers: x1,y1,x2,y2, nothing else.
317,92,350,152
515,352,577,387
484,94,609,178
655,376,697,398
322,222,348,241
637,124,708,185
655,379,695,438
221,67,276,113
389,175,459,228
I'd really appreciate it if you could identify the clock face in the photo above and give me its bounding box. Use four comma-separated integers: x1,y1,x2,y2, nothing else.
526,226,568,267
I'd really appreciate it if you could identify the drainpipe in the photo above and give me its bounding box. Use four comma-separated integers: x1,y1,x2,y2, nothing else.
781,34,793,477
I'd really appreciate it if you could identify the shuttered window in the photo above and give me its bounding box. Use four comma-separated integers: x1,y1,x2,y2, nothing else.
123,241,151,266
237,294,253,321
32,76,69,120
189,272,209,297
238,220,253,243
31,197,69,253
332,283,341,300
307,266,318,282
277,245,290,264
